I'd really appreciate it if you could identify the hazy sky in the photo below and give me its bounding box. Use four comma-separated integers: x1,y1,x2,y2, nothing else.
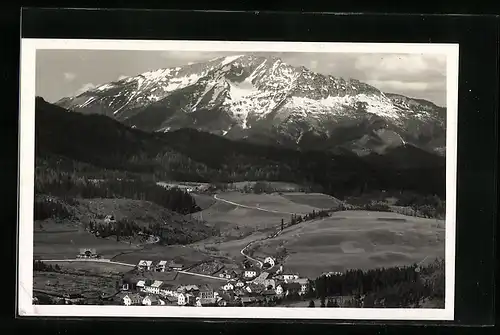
36,50,447,107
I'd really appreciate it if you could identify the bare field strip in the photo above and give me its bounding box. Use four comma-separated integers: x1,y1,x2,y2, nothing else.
215,192,320,214
111,245,209,266
34,229,139,260
281,192,344,209
50,261,134,274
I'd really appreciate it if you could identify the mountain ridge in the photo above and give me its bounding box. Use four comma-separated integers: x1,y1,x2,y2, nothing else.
55,54,446,156
36,97,446,199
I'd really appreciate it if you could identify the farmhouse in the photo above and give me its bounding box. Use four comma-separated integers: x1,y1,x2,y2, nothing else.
77,248,98,259
245,283,264,294
136,280,146,291
123,293,142,306
222,282,234,291
137,260,153,271
199,284,215,300
243,269,258,279
178,293,194,306
282,274,299,282
275,284,284,295
156,260,167,272
120,280,130,291
142,295,160,306
262,289,276,298
196,297,218,307
263,257,276,268
169,262,184,271
144,280,163,295
160,286,179,297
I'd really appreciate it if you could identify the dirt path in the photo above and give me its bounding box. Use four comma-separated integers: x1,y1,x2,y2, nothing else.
213,194,296,215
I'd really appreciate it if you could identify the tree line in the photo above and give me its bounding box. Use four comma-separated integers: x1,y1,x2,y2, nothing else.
312,258,445,308
34,260,61,272
36,99,446,203
35,166,201,215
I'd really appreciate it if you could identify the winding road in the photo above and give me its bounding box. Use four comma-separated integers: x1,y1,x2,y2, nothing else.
212,194,292,269
213,194,296,215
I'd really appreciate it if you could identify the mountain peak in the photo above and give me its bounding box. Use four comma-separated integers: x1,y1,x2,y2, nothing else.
55,53,446,156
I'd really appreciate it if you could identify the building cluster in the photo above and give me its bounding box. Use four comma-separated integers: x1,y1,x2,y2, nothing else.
118,257,312,307
136,260,184,272
76,248,101,259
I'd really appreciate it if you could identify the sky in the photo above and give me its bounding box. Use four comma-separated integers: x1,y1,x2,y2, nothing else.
36,50,447,107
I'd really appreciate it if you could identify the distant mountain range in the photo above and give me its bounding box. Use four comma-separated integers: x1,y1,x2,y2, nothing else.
35,97,446,198
55,54,446,156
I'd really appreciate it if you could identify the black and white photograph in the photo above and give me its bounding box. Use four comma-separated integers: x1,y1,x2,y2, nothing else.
18,39,458,320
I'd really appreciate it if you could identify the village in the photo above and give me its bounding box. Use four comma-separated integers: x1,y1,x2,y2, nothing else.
114,254,321,307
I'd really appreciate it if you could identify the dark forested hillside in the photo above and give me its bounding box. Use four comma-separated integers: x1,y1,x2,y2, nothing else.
35,97,446,199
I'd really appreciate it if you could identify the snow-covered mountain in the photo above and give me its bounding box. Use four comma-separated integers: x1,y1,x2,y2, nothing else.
56,54,446,156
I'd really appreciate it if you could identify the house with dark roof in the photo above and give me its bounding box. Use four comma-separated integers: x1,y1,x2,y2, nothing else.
155,260,167,272
142,295,160,306
123,293,142,306
252,272,270,285
137,260,153,271
169,262,184,271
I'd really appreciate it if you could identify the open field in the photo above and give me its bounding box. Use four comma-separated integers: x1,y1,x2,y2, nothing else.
34,226,140,260
192,191,343,237
191,199,287,234
215,192,324,214
47,261,134,275
191,194,216,210
111,244,210,266
230,181,304,192
33,271,119,297
281,193,345,210
250,210,445,278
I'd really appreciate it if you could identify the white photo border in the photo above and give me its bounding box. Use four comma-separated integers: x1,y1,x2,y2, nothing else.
18,39,459,320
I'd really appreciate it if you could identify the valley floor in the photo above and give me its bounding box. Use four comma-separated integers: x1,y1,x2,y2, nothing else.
32,184,446,308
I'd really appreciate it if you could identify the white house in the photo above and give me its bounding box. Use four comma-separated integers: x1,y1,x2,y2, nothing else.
142,295,158,306
263,257,275,267
137,260,153,271
123,294,142,306
160,287,179,298
282,274,299,282
244,270,258,279
136,280,146,291
222,282,234,291
156,260,167,272
177,293,193,306
145,280,163,295
235,280,245,288
275,285,284,295
263,279,276,289
122,295,132,306
104,215,116,224
169,262,184,271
